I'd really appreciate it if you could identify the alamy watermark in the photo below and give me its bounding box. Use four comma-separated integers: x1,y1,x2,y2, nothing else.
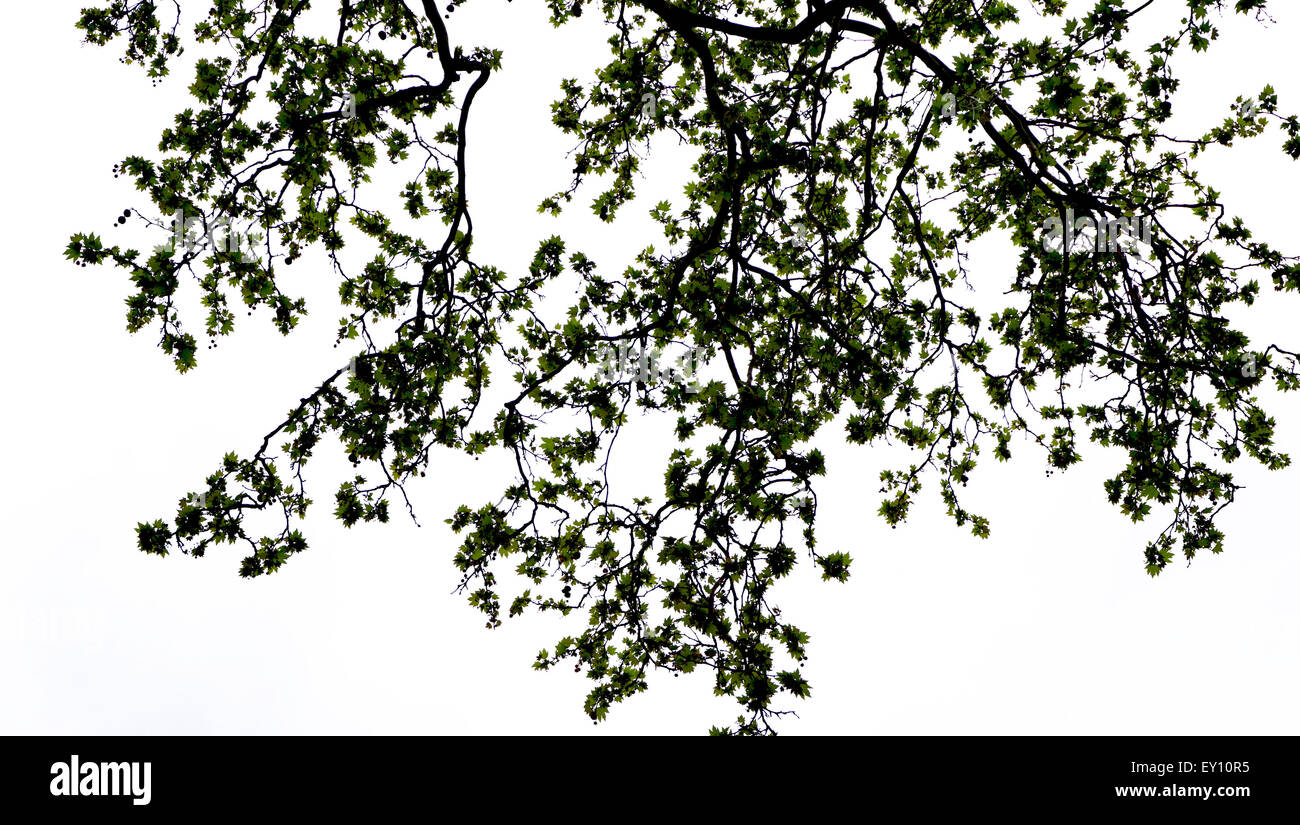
935,89,995,125
1242,353,1258,378
168,209,258,262
1041,208,1154,255
640,92,657,123
50,755,151,806
596,342,702,393
789,219,814,249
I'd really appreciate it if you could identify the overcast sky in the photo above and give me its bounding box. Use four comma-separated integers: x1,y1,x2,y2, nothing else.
3,1,1299,735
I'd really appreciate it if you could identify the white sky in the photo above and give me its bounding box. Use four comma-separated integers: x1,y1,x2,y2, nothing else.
3,1,1299,735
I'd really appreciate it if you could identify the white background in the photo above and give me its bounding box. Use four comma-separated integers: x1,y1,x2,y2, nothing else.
3,1,1298,735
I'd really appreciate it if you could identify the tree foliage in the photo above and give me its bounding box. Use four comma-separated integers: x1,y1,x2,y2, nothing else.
68,0,1300,733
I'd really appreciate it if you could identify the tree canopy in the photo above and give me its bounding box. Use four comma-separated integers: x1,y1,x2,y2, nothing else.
67,0,1300,734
